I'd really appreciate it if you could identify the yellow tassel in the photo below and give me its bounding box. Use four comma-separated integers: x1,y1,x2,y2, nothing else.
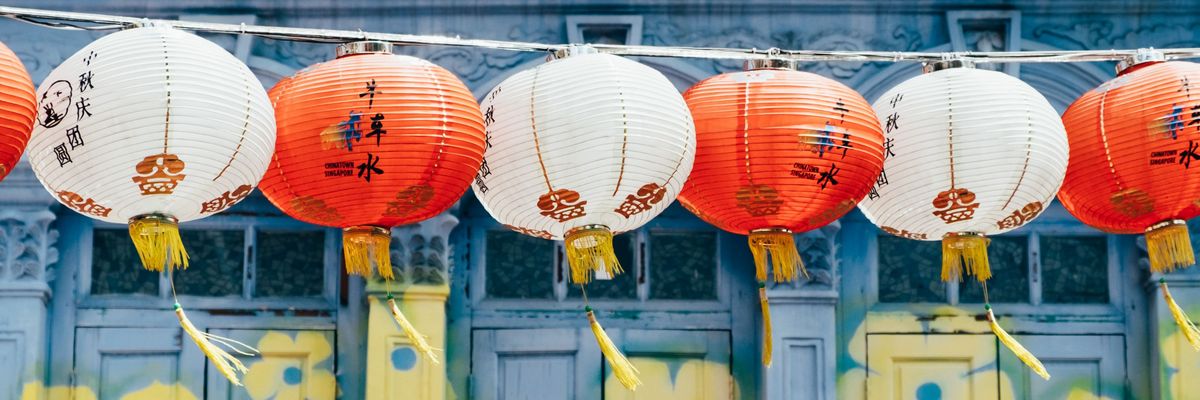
588,308,641,390
748,228,807,282
175,303,257,386
128,214,188,272
1161,280,1200,351
387,295,441,364
343,226,393,279
987,306,1049,380
759,285,773,367
565,225,622,284
1145,220,1195,273
942,233,990,282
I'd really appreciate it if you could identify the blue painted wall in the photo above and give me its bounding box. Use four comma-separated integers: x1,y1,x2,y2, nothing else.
0,1,1197,399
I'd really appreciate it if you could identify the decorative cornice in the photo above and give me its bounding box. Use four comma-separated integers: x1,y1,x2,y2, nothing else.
0,204,58,291
367,206,460,292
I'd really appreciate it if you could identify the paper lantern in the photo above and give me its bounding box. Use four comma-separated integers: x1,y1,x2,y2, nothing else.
0,41,35,181
1058,53,1200,350
260,41,485,363
27,26,276,385
473,46,695,390
858,61,1069,379
678,59,884,365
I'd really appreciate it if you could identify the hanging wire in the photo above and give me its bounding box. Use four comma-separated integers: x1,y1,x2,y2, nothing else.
4,5,1200,64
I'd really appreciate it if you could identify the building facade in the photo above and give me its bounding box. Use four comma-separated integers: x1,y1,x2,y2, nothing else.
1,1,1198,399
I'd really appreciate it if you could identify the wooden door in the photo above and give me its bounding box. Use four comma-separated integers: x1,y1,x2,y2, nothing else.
472,328,602,400
605,329,731,400
74,327,205,399
867,334,999,400
205,329,337,400
999,335,1125,400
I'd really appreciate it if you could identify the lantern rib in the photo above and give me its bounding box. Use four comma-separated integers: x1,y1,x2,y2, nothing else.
7,5,1200,64
213,68,253,181
1096,87,1125,192
1000,99,1035,211
527,67,554,192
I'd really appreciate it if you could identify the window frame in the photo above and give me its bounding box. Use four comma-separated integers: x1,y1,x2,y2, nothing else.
467,204,733,313
870,212,1127,318
78,212,341,311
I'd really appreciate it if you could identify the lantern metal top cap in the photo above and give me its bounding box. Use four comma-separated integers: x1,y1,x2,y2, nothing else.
550,44,599,60
1116,48,1166,74
744,58,797,71
923,58,974,73
336,40,393,58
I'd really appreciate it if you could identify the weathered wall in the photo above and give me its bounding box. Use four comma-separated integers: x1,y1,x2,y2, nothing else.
0,1,1197,399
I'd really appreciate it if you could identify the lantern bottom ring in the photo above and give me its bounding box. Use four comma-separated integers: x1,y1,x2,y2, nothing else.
565,224,611,239
129,213,179,225
749,227,793,235
343,225,390,237
1146,219,1188,233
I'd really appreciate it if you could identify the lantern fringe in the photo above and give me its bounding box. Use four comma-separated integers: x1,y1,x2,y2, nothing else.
748,229,807,282
942,233,990,282
565,226,622,284
129,214,188,272
1161,280,1200,351
986,305,1049,380
387,295,441,364
587,308,641,390
1145,221,1195,273
343,226,393,279
175,303,257,386
759,284,773,367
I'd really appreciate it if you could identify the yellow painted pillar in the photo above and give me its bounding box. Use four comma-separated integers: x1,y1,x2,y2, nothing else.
365,282,449,400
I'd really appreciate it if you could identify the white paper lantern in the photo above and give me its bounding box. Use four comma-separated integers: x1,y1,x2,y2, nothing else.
472,47,695,390
858,62,1067,381
29,26,275,233
473,47,695,281
858,63,1068,279
27,26,275,385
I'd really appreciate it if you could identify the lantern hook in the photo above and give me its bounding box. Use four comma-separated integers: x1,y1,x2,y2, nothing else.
1116,48,1165,75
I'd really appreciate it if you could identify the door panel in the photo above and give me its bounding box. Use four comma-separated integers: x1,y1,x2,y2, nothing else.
205,329,337,400
74,327,204,399
472,328,601,400
606,329,731,400
999,335,1124,400
867,334,999,400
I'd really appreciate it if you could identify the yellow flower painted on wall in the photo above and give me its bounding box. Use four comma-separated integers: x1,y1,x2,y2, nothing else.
121,382,198,400
243,331,338,400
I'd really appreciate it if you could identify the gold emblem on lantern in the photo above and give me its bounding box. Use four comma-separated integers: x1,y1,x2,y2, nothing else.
807,198,857,227
200,184,253,214
997,201,1044,229
132,153,187,195
615,183,667,218
736,185,784,217
57,190,111,217
881,226,928,240
383,184,435,218
1111,188,1154,217
538,189,587,222
289,196,343,223
504,224,555,240
931,188,979,224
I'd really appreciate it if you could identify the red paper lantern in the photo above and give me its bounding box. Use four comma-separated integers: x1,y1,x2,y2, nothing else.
679,61,884,278
678,61,884,365
260,40,486,277
0,41,35,181
1059,53,1200,349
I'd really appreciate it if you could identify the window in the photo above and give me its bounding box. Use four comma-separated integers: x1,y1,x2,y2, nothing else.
484,228,719,302
90,226,331,300
878,231,1110,304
